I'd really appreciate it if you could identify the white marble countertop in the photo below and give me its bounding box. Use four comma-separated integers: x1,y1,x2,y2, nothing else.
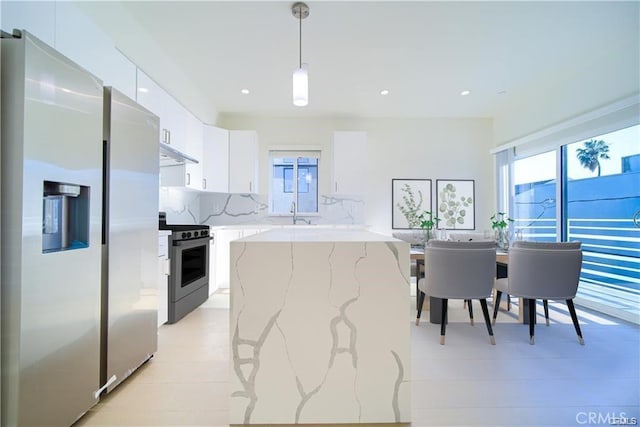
235,227,403,243
229,227,411,424
210,224,368,231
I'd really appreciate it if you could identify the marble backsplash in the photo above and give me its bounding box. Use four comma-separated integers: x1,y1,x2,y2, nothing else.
159,187,365,226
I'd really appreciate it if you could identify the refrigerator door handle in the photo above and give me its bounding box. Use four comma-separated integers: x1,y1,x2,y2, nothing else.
93,375,117,399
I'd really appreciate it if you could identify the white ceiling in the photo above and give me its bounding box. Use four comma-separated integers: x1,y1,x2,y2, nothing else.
77,1,639,124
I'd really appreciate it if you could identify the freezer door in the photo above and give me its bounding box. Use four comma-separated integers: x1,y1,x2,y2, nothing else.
103,87,160,392
1,32,103,426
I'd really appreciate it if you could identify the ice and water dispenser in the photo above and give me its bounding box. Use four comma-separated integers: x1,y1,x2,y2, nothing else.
42,180,90,253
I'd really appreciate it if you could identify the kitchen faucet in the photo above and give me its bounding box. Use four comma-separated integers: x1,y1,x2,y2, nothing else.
290,201,310,225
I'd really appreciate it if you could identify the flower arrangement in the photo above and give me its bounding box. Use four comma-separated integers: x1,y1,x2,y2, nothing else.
419,211,440,231
490,212,513,249
418,210,440,241
490,212,514,230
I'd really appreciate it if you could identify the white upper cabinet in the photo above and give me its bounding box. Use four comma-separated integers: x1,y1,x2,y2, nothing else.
55,2,136,99
1,2,56,47
158,110,203,189
184,113,203,190
136,69,168,134
136,68,189,154
137,69,205,189
159,94,188,154
332,131,367,195
203,125,230,192
229,130,258,194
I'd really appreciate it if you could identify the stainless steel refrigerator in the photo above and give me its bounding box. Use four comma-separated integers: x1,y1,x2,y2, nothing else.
1,30,104,426
1,30,159,425
101,86,159,394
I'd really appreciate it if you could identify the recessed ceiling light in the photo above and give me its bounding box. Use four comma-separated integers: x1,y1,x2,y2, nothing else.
138,87,149,93
380,89,389,96
241,89,250,95
460,90,471,96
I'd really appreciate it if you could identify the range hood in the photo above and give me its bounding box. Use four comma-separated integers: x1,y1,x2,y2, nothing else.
159,142,198,166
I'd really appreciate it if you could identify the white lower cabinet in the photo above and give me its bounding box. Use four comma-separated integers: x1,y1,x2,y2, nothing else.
158,232,170,326
212,227,266,290
209,239,217,295
212,229,239,290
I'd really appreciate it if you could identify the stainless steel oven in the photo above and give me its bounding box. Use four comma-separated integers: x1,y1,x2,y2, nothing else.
159,213,212,323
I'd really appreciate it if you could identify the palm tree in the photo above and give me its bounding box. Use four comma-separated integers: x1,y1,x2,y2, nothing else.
576,139,610,176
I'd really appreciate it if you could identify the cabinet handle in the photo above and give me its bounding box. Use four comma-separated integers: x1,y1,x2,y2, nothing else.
186,173,191,185
335,182,338,192
164,259,171,276
203,178,207,189
162,129,172,145
249,181,252,192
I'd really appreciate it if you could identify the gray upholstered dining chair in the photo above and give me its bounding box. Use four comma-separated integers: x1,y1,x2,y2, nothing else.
416,240,497,345
492,241,584,345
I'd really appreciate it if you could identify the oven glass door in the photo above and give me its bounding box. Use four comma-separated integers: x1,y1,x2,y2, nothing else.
171,237,210,302
181,244,206,287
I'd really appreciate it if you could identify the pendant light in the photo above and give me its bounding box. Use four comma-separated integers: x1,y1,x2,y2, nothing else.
292,2,309,107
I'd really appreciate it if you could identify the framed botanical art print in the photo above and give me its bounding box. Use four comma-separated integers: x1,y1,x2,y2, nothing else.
392,179,432,229
436,179,475,230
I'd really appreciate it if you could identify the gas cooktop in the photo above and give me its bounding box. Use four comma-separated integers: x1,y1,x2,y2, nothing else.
159,212,210,241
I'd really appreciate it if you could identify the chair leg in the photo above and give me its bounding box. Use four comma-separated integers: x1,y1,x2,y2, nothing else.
528,298,536,345
566,299,584,345
492,290,503,325
416,291,426,325
467,299,474,325
440,298,448,345
507,293,511,311
479,298,495,345
543,299,550,326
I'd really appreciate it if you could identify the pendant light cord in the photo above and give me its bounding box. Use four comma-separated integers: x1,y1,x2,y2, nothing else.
298,5,303,68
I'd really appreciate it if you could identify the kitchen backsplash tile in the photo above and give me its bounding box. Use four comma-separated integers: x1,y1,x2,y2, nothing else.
199,193,268,225
159,187,365,226
159,187,201,225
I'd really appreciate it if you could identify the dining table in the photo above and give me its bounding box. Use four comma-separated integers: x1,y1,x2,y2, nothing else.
410,247,532,324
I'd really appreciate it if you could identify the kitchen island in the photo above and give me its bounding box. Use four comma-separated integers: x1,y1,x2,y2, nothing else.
229,228,411,424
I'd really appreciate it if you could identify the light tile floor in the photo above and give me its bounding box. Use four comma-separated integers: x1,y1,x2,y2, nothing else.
75,289,640,427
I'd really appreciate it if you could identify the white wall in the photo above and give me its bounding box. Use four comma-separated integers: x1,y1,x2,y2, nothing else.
219,115,494,234
492,2,640,146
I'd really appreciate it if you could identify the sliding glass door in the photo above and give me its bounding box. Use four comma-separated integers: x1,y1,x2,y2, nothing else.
497,124,639,322
511,150,558,242
564,125,640,321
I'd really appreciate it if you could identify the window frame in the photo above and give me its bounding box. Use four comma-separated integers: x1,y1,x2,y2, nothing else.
268,149,321,216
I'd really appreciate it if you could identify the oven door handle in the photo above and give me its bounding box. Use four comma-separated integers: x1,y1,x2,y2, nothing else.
173,236,213,247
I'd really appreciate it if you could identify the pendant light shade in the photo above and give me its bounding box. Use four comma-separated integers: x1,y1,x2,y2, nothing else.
293,64,308,106
292,3,309,107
